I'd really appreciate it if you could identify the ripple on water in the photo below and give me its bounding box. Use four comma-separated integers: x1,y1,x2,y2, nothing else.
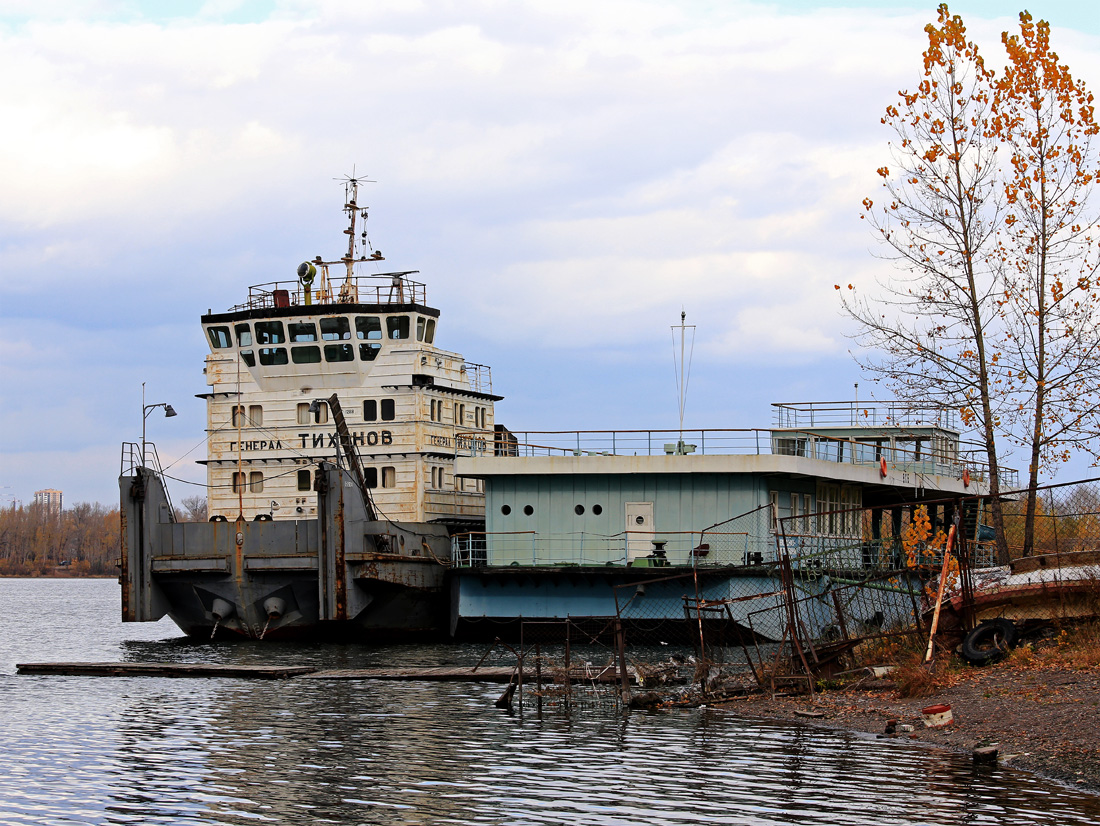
2,579,1100,825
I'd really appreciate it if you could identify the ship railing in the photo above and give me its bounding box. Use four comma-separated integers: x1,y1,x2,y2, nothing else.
228,271,428,312
492,428,1006,486
460,362,493,395
119,441,175,518
772,399,961,431
451,530,781,568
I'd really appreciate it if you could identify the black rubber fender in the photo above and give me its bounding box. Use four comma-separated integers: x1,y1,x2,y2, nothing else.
961,618,1019,665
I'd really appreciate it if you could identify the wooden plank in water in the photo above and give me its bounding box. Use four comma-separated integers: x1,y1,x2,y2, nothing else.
301,666,522,682
16,662,318,679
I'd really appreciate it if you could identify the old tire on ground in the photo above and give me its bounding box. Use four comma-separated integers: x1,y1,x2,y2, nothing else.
961,619,1018,666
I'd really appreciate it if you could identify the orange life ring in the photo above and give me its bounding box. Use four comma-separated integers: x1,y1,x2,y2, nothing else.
879,457,888,477
962,468,971,488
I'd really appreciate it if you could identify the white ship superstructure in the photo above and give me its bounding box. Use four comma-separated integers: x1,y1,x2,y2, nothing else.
199,179,500,526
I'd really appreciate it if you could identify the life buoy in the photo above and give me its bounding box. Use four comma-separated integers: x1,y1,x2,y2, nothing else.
962,468,971,488
879,457,888,478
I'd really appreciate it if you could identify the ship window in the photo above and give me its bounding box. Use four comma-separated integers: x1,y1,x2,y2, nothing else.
523,505,534,516
254,321,285,345
249,405,262,426
312,401,329,424
324,343,354,362
364,400,377,421
454,403,465,425
297,403,310,425
592,504,603,515
231,405,244,427
360,343,381,361
381,399,395,421
424,319,436,344
430,467,439,489
365,467,378,488
381,466,395,488
321,317,351,341
430,399,442,422
249,471,264,493
501,505,511,515
416,317,426,341
356,316,382,340
232,472,245,493
292,346,321,364
235,324,252,347
288,322,317,342
297,469,311,491
207,326,232,349
240,350,256,367
574,505,585,516
387,316,410,340
259,347,288,366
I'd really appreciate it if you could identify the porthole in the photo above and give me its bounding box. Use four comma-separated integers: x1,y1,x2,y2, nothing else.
523,505,534,516
574,504,584,515
635,515,645,525
592,504,603,515
501,505,512,515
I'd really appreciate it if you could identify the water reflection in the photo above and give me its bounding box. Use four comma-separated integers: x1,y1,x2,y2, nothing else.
3,579,1100,826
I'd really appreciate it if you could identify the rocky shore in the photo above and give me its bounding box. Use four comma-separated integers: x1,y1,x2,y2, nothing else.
710,663,1100,792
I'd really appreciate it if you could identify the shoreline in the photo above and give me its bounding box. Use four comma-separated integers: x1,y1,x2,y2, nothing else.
708,664,1100,793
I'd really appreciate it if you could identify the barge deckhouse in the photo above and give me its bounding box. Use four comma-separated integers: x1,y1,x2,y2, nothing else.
120,178,502,639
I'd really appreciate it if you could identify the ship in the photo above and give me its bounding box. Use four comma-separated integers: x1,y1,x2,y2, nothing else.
120,177,503,639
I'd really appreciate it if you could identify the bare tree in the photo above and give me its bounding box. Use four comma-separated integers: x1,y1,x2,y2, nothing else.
992,12,1100,556
840,4,1010,560
180,495,208,522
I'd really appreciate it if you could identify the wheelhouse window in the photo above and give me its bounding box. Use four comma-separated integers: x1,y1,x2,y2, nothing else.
356,317,383,361
235,324,252,346
360,343,381,361
324,343,355,362
416,317,437,343
240,350,256,367
321,317,351,341
254,321,285,345
387,316,410,340
259,347,288,365
292,346,321,364
288,322,317,342
207,327,232,348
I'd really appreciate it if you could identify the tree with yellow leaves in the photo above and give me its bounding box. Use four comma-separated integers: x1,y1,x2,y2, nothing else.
993,12,1100,556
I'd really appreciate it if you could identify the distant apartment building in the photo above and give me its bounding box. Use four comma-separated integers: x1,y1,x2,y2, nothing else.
33,489,63,516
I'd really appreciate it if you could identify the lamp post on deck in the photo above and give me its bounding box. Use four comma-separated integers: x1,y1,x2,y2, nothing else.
142,381,177,467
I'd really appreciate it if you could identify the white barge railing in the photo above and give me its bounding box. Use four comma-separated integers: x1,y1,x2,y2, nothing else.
480,428,1016,488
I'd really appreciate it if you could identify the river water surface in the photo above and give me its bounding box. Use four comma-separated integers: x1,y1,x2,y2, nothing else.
2,578,1099,825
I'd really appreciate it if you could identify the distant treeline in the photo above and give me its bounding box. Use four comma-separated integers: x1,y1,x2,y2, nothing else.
0,497,206,577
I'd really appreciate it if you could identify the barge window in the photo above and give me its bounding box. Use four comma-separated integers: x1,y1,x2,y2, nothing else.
207,327,232,348
249,471,264,493
387,316,410,340
292,346,321,364
360,343,381,361
321,317,350,341
259,347,288,366
288,322,317,342
235,324,252,347
249,405,262,426
382,466,396,488
240,350,256,367
381,399,395,421
356,316,382,340
324,343,354,362
254,321,285,345
297,469,311,491
364,400,377,421
365,467,378,488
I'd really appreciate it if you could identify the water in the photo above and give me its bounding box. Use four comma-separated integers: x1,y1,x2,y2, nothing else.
2,579,1099,826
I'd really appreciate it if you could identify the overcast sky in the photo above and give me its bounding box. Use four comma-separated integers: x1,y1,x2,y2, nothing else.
1,0,1097,507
